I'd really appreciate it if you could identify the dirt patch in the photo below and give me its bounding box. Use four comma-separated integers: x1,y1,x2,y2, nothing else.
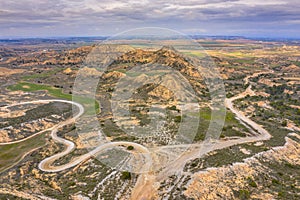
0,67,25,76
22,85,30,89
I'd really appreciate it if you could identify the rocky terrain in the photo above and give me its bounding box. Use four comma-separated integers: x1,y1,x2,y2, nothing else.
0,38,299,199
185,135,300,199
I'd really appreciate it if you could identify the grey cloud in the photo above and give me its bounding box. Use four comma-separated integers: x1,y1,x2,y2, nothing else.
0,0,299,37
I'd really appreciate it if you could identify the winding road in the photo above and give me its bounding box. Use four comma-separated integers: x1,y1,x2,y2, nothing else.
0,99,152,173
0,99,83,146
131,71,273,199
1,71,275,199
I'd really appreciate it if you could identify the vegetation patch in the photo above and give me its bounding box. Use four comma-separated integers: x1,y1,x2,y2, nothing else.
121,171,131,180
0,132,47,172
7,82,99,115
194,107,247,141
22,68,62,80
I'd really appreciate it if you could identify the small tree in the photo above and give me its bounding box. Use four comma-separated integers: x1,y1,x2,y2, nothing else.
168,105,177,111
281,120,287,126
121,171,131,180
127,146,134,150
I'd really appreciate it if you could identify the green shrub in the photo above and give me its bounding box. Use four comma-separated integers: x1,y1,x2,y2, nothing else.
174,116,182,123
238,189,250,199
127,146,134,150
121,171,131,180
272,179,280,185
168,105,178,111
281,120,287,126
247,177,258,187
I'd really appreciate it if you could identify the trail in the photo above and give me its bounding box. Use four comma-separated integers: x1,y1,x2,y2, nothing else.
0,99,84,145
0,99,151,173
39,140,151,172
131,70,273,199
0,71,275,199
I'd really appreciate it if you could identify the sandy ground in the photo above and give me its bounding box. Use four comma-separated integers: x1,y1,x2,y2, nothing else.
0,67,25,76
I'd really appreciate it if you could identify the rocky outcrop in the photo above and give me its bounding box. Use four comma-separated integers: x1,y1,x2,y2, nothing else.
282,64,300,73
184,136,300,199
114,47,202,78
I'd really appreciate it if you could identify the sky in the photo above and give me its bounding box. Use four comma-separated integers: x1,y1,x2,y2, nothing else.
0,0,299,38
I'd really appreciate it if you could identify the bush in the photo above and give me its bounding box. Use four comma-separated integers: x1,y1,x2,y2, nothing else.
278,191,286,197
121,171,131,180
272,179,280,185
247,177,258,187
127,146,134,150
168,105,177,111
174,116,182,123
238,189,250,199
281,120,287,126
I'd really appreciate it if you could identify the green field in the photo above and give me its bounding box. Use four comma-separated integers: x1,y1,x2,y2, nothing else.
0,132,47,173
195,107,248,141
22,68,62,80
7,82,99,115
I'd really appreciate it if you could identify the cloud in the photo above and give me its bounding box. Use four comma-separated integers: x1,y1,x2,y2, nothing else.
0,0,299,37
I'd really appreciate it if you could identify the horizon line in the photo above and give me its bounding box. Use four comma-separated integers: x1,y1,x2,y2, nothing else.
1,35,300,41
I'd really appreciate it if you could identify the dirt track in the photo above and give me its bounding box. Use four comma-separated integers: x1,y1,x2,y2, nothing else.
0,71,274,199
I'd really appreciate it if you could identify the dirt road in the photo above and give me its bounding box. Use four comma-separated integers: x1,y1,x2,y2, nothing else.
131,71,273,199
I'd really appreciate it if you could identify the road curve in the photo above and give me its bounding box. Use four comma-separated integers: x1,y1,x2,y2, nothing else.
39,141,151,173
131,71,274,199
0,99,84,145
1,99,151,173
163,71,273,171
1,70,275,199
35,103,151,172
